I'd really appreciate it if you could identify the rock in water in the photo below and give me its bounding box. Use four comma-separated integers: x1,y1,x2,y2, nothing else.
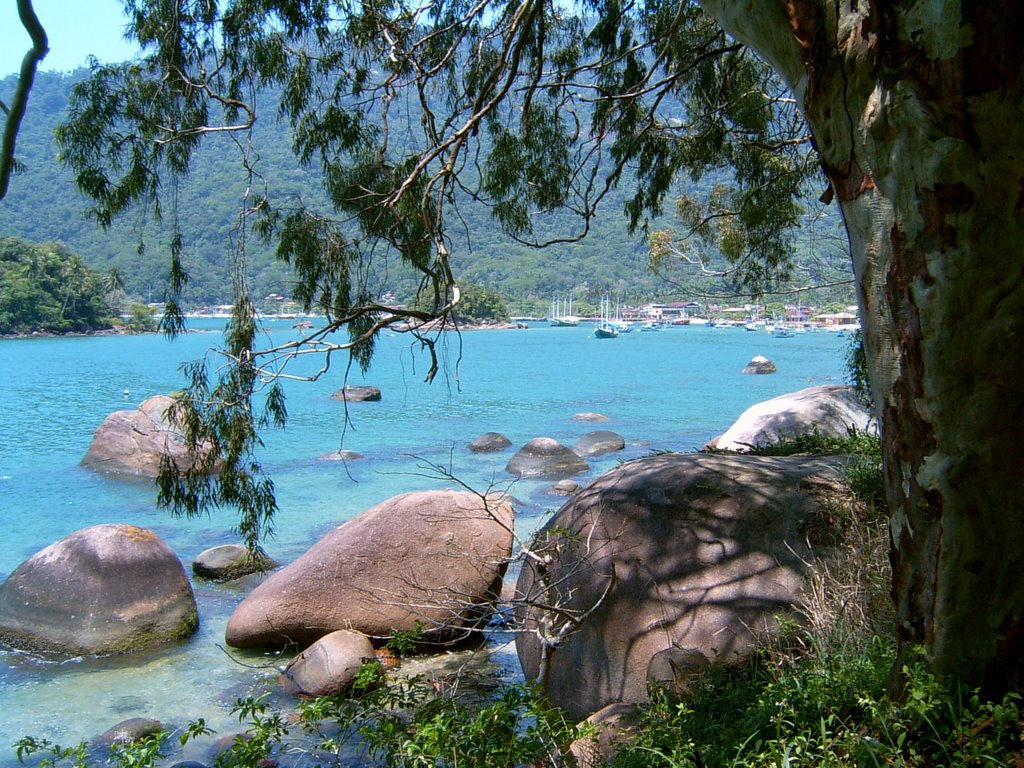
330,386,382,402
710,384,876,452
81,395,214,477
280,630,376,697
514,452,847,720
741,354,777,374
572,430,626,457
505,438,589,478
226,490,514,649
192,544,276,581
0,524,198,656
468,432,513,453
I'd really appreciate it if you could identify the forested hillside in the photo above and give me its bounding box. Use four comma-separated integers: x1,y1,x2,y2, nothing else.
0,236,115,334
0,71,852,314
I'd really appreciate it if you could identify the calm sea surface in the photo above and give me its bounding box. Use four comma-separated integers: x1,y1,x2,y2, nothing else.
0,319,850,759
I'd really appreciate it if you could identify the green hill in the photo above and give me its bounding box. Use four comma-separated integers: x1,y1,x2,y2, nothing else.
0,71,852,316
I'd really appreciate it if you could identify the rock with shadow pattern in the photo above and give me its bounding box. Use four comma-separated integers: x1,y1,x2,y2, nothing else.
514,452,848,720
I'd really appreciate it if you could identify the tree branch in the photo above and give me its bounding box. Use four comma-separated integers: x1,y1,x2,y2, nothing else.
0,0,49,202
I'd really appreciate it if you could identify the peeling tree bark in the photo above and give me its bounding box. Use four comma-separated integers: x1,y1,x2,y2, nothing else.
702,0,1024,693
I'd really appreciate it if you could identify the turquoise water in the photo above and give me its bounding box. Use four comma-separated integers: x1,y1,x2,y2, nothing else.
0,320,849,758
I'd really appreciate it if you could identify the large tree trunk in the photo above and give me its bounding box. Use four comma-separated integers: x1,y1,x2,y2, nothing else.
703,0,1024,692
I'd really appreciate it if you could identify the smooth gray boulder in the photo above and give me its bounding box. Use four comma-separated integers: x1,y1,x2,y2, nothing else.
81,395,213,477
506,438,589,479
468,432,513,453
0,524,198,656
192,544,276,581
514,452,847,720
572,430,626,457
573,412,609,422
741,354,777,374
280,629,376,697
330,385,381,402
226,490,514,649
709,384,876,452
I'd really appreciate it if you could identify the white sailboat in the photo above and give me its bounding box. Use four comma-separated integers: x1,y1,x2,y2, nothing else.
549,294,580,326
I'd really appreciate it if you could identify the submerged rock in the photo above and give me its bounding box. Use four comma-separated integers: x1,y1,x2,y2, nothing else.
468,432,513,453
549,479,583,496
572,430,626,457
317,449,364,461
505,438,589,479
514,452,847,719
226,490,514,649
0,524,198,656
330,385,381,402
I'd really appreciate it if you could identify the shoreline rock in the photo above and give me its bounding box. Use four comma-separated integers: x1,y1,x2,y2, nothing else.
225,490,514,649
514,452,849,719
0,524,198,657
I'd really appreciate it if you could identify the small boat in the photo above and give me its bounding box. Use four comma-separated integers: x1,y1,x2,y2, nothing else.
639,321,661,332
594,298,620,338
773,327,795,338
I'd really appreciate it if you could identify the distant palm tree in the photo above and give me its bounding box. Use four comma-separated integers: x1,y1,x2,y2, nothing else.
103,267,125,295
103,267,127,315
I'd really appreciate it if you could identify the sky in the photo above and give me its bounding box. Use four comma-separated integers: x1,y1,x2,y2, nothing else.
1,0,139,77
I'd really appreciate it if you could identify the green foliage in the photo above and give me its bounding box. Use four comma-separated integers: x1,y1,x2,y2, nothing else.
386,623,426,658
846,329,872,405
0,236,114,334
123,302,157,332
745,428,880,460
744,427,885,508
614,643,1024,767
299,680,583,768
452,282,510,324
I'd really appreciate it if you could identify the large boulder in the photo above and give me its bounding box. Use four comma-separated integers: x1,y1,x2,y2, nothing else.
709,384,875,452
0,524,198,656
572,430,626,457
514,453,847,720
226,490,514,649
81,395,210,477
280,629,376,697
505,438,589,479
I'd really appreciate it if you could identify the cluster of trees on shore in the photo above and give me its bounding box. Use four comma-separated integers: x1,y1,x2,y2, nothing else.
0,236,113,334
0,236,158,335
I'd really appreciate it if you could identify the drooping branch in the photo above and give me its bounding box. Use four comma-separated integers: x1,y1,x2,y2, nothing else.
0,0,49,202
